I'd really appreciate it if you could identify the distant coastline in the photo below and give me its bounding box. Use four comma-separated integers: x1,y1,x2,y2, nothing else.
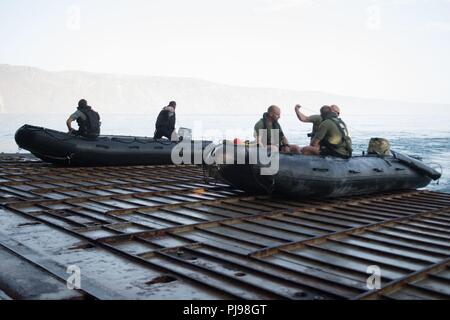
1,64,449,116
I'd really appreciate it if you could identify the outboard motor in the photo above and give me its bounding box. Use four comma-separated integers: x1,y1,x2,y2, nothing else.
178,127,192,141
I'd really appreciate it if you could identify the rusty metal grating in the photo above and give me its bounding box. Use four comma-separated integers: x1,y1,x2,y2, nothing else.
0,154,449,300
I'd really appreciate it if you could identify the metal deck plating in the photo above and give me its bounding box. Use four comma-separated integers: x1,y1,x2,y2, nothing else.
0,154,449,300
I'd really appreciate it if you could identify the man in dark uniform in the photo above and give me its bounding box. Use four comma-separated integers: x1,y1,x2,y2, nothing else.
154,101,178,140
66,99,101,138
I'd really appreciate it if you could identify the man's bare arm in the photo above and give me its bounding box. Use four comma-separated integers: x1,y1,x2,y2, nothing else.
295,105,311,123
255,133,264,146
310,138,320,147
301,138,321,155
258,137,264,145
66,117,74,132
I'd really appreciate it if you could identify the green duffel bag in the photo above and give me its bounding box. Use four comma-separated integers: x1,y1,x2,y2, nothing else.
368,138,391,156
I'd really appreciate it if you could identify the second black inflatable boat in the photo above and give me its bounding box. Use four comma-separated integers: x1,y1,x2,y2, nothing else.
206,143,441,198
15,124,213,166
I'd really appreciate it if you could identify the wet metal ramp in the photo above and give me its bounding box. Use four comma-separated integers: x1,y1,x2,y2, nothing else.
0,154,449,300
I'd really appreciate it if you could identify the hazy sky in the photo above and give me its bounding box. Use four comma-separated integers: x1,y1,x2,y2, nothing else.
1,0,450,104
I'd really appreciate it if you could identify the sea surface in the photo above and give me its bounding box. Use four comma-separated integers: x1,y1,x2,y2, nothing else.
1,113,449,193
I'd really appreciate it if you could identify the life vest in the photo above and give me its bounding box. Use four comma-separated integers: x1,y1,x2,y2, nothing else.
77,106,101,138
321,114,353,158
261,112,284,146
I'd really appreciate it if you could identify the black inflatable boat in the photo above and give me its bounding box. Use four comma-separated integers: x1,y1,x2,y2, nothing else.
15,125,212,166
206,143,441,198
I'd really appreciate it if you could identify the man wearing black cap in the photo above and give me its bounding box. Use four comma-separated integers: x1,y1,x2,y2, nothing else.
66,99,101,138
154,101,178,140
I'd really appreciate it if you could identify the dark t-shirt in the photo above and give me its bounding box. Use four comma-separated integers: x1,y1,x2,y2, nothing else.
155,107,176,132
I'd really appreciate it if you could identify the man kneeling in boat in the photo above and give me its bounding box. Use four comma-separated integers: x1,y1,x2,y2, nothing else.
254,105,302,154
301,106,352,158
66,99,101,139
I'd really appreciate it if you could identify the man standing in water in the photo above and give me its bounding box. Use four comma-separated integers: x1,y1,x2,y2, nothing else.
254,105,302,154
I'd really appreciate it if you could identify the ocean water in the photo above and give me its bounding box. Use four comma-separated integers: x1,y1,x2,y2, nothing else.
1,113,449,193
